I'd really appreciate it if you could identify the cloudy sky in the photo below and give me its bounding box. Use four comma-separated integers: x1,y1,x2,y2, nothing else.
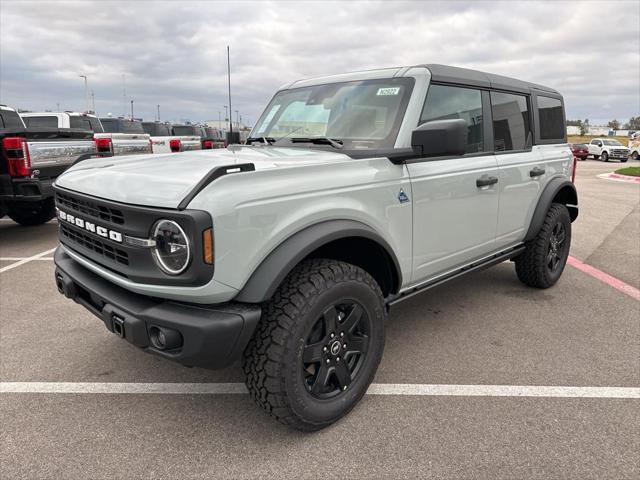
1,0,638,126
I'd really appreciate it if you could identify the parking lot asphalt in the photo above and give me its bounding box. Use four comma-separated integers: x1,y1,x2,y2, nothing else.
1,159,639,479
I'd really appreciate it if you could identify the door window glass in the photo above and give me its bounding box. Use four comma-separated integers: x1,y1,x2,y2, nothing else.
491,92,532,151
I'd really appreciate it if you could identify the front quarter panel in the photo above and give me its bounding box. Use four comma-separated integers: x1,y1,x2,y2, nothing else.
187,157,413,293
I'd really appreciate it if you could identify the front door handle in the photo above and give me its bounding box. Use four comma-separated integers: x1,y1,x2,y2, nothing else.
476,175,498,188
530,167,546,177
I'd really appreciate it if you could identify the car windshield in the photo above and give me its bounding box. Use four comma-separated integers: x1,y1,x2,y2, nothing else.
603,140,622,146
251,78,414,149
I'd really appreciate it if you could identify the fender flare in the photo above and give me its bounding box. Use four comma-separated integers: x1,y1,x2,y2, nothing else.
524,177,578,241
234,219,402,303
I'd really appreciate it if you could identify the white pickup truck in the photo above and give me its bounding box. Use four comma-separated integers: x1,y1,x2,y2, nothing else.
142,122,202,154
21,113,152,157
587,138,630,162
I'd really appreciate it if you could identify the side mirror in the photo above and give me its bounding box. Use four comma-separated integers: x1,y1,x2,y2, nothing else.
411,119,467,158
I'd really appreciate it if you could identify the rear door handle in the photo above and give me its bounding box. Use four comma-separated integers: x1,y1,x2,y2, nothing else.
530,167,546,177
476,175,498,188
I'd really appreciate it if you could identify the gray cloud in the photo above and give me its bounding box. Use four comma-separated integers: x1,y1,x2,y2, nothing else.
1,0,638,125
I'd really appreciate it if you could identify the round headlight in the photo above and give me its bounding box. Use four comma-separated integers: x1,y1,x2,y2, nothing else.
152,219,191,275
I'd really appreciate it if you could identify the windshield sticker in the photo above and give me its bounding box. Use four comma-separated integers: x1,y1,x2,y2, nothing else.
376,87,401,96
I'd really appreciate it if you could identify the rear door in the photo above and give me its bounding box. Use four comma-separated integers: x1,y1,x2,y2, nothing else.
407,84,499,284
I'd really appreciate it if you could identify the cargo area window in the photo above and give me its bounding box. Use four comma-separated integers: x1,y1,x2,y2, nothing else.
537,96,564,140
23,116,58,128
419,84,484,154
490,92,532,151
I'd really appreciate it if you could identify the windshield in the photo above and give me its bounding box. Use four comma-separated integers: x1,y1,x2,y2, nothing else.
603,140,622,146
252,78,414,149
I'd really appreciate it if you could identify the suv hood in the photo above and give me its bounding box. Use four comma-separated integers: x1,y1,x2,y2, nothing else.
55,146,351,208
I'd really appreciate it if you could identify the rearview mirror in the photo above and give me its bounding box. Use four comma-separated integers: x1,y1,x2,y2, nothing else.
411,119,467,158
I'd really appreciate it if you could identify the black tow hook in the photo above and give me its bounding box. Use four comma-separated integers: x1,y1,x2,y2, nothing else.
112,314,126,338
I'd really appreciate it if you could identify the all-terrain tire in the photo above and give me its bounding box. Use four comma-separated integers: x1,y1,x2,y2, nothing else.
242,259,386,431
601,151,609,162
515,203,571,288
7,198,56,226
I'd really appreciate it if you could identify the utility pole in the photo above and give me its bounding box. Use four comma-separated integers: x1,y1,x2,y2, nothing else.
218,111,221,127
56,102,60,112
122,74,127,117
130,100,134,120
227,46,233,138
224,106,228,121
91,91,95,114
235,110,239,129
79,75,89,113
157,104,160,121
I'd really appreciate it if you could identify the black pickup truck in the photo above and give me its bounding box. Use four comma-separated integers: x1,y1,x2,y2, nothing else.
0,105,97,225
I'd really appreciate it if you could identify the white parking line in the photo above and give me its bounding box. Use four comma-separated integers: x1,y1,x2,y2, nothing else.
0,257,54,261
1,382,638,398
0,248,57,273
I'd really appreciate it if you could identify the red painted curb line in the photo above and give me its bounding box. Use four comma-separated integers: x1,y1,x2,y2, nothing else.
567,256,640,301
607,173,640,184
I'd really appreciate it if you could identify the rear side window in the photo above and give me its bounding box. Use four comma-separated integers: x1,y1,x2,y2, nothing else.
0,110,26,129
100,119,118,133
172,126,197,136
537,96,564,140
23,116,58,128
419,84,484,154
491,92,532,151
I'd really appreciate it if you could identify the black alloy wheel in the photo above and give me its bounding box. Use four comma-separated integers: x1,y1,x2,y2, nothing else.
302,302,370,399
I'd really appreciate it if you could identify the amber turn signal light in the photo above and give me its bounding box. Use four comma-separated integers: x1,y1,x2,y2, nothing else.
203,228,214,264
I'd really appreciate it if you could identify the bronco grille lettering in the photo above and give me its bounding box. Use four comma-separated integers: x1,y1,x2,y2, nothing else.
58,210,123,243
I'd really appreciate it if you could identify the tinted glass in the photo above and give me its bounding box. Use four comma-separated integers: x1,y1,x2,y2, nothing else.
142,123,171,136
121,120,144,134
419,84,484,153
100,118,118,133
70,116,104,133
603,140,622,146
23,116,58,128
172,125,197,136
1,111,25,129
491,92,532,151
537,96,564,140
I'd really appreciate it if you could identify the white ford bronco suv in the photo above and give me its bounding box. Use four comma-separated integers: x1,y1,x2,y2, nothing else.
53,64,578,430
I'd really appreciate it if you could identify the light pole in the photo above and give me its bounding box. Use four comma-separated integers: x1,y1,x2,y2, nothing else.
91,91,95,114
235,110,239,129
224,106,228,122
157,104,160,121
79,75,89,113
56,102,60,112
130,100,134,120
218,111,221,127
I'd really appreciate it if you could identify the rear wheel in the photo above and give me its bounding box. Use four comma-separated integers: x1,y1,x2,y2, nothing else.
601,151,609,162
243,259,386,431
515,203,571,288
592,154,599,160
7,198,56,226
631,151,639,161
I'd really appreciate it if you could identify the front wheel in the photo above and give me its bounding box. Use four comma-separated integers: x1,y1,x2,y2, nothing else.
243,259,386,431
515,203,571,288
601,151,609,162
631,151,639,161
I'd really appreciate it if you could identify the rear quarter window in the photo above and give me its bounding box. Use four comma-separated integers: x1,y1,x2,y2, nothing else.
70,116,103,132
537,96,565,141
1,111,26,129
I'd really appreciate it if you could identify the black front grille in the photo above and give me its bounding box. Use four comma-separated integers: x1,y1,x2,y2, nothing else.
60,223,129,266
56,191,125,225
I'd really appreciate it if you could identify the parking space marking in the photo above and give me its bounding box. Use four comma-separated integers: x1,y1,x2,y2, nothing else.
0,257,54,261
0,248,57,273
1,382,638,398
568,256,640,301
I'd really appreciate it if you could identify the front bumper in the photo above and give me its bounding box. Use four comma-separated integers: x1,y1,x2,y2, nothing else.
54,247,261,369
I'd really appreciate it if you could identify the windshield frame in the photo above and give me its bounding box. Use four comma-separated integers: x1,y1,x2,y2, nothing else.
251,77,416,151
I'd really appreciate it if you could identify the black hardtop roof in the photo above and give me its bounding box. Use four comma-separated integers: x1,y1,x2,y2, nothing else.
420,64,561,96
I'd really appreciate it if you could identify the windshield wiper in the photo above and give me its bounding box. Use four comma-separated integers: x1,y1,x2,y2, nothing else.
289,137,344,149
246,136,276,145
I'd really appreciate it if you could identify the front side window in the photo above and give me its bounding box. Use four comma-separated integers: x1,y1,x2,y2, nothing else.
252,78,414,149
491,92,532,151
419,84,484,154
537,96,564,140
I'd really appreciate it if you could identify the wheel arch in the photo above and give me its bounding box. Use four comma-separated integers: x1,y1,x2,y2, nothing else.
524,177,578,242
234,220,402,303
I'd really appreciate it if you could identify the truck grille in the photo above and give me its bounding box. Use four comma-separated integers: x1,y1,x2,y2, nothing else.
60,223,129,266
56,191,125,225
611,149,628,156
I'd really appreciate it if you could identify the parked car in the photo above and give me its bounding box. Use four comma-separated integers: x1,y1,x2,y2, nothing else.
53,64,577,430
3,106,96,225
628,132,639,161
142,121,202,154
569,143,589,160
21,112,152,157
587,138,629,162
